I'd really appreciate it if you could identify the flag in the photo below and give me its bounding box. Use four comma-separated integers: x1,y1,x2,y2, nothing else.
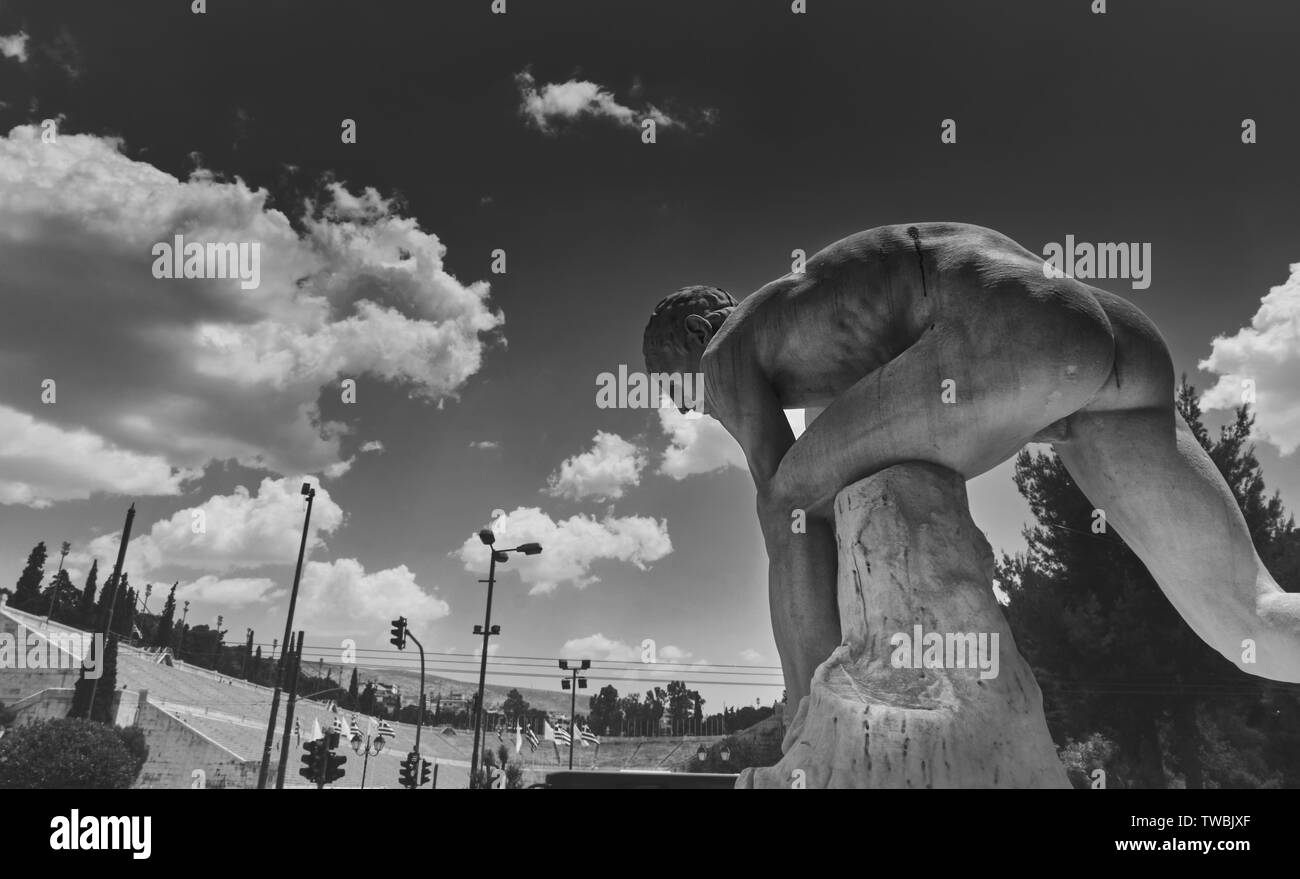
542,720,555,742
515,721,522,755
555,725,572,746
350,720,366,740
331,716,346,736
525,724,539,752
309,718,323,742
377,720,395,738
325,699,337,713
580,725,600,747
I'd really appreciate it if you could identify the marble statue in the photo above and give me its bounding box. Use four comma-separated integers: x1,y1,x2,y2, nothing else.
643,222,1300,723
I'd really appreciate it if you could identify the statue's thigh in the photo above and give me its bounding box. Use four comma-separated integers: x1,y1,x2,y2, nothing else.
776,291,1115,506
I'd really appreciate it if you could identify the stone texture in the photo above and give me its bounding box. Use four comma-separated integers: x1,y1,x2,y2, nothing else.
738,462,1068,789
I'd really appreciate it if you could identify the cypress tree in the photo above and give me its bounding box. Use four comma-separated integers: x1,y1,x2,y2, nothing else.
13,541,47,612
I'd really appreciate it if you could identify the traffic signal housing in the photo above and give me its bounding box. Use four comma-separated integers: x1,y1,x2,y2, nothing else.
324,750,347,784
389,616,407,650
419,757,431,788
398,751,417,789
299,739,322,784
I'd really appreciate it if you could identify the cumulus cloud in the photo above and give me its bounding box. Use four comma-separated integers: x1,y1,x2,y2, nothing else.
559,633,691,664
0,126,502,506
739,648,764,663
0,32,29,63
297,558,450,634
657,406,746,479
515,69,709,134
469,440,499,450
1199,263,1300,455
73,477,344,577
176,575,281,608
455,506,672,594
0,405,194,507
546,431,646,501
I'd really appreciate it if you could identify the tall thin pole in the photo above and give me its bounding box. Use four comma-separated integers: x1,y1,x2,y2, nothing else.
568,669,578,770
258,487,315,789
407,629,427,781
88,504,135,716
275,630,305,789
44,542,70,623
469,550,497,787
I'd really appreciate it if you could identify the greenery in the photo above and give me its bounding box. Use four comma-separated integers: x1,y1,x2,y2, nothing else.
0,718,148,789
999,379,1300,788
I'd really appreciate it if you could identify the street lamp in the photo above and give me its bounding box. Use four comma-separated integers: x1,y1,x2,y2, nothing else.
258,481,317,789
469,527,542,787
44,541,71,624
559,659,589,770
350,729,387,790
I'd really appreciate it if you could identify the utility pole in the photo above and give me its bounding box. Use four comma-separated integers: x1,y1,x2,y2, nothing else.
87,504,135,716
258,483,316,789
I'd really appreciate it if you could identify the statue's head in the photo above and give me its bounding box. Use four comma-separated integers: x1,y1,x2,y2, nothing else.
643,285,737,412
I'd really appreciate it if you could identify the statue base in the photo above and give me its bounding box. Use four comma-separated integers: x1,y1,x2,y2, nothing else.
737,462,1069,789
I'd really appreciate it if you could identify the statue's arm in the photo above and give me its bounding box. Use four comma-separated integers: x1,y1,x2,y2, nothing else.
704,349,795,494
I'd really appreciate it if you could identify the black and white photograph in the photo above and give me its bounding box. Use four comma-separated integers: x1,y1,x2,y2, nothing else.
0,0,1296,854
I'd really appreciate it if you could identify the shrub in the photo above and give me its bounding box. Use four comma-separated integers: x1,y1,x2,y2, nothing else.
0,718,148,789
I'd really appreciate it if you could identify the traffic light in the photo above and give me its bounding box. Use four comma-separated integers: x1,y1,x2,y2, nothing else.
299,739,322,784
324,750,347,784
419,757,431,788
398,751,417,789
389,616,407,650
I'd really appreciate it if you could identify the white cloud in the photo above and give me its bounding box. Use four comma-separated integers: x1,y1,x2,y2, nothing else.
359,440,384,453
0,126,503,505
657,645,693,663
469,440,499,450
176,575,281,608
559,633,691,665
515,69,696,134
560,633,639,661
739,648,763,663
546,431,646,501
455,506,672,595
0,405,194,507
1199,262,1300,455
0,32,28,63
657,406,746,479
73,477,344,576
297,558,450,634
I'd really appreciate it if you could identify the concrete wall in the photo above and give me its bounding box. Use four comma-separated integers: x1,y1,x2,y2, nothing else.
0,613,83,705
130,697,260,789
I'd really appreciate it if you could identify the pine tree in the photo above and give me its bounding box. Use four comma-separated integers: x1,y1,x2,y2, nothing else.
347,668,360,710
1001,378,1300,788
12,541,47,612
39,569,76,622
153,584,176,649
252,645,263,683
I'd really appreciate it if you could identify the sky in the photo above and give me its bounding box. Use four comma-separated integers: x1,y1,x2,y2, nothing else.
1,0,1298,712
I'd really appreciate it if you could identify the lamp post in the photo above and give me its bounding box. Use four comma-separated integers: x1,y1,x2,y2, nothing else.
44,541,71,623
350,728,387,790
469,529,542,787
560,659,589,770
257,482,317,789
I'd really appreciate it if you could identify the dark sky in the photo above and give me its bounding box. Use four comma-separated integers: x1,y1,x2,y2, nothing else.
2,0,1297,706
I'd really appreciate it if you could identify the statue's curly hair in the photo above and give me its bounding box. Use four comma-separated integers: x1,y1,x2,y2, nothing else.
642,285,737,364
